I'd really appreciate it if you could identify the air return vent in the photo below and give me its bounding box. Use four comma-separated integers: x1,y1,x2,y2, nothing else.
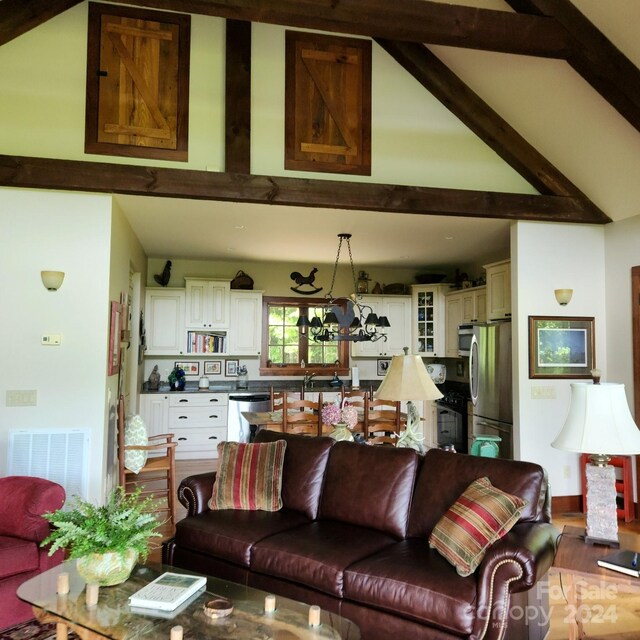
8,429,90,502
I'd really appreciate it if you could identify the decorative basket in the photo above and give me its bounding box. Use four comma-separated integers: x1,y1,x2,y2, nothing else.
231,270,254,290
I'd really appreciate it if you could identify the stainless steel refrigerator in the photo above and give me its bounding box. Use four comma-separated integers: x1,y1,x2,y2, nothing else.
469,320,513,458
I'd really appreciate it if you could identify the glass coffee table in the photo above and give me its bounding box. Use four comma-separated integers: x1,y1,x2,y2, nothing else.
18,561,360,639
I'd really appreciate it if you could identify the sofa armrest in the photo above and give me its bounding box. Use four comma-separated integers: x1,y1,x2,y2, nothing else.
177,472,217,516
471,522,558,640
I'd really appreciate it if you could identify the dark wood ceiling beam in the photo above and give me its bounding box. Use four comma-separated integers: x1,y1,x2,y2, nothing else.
376,39,609,224
506,0,640,133
104,0,571,58
0,0,83,46
225,20,252,173
0,154,607,224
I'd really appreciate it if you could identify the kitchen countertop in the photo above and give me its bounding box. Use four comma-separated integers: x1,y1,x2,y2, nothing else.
141,380,380,394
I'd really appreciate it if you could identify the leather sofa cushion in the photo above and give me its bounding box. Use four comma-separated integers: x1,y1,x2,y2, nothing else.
344,539,477,636
0,536,39,579
255,430,333,519
320,442,418,538
408,448,547,538
174,509,309,567
251,521,397,597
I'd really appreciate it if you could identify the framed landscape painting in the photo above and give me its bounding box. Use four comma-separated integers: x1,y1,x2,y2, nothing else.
529,316,595,379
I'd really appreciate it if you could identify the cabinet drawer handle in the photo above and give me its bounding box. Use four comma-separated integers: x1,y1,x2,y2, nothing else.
209,415,218,419
208,436,218,440
178,437,187,441
179,399,189,403
209,398,219,402
178,416,188,419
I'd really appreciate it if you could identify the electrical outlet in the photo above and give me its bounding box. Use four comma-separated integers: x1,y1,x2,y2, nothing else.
6,390,37,406
563,465,571,479
41,334,62,346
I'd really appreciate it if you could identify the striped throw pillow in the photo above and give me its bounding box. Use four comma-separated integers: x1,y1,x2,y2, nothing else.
428,476,527,577
209,440,287,511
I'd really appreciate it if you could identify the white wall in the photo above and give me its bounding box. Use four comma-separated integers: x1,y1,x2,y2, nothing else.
513,221,606,496
0,188,112,502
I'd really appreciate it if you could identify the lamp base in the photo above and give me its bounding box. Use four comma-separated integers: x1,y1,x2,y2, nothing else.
584,534,620,548
585,463,619,547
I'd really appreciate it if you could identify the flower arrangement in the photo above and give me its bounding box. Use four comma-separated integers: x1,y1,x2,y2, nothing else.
168,365,186,389
321,400,358,430
41,487,162,561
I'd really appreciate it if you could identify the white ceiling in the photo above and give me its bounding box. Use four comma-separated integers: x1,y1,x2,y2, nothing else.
116,0,640,270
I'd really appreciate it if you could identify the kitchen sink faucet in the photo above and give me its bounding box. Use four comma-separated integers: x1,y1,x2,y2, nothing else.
303,372,316,389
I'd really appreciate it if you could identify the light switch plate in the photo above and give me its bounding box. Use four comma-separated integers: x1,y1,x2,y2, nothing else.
6,390,37,406
41,334,62,345
531,385,556,400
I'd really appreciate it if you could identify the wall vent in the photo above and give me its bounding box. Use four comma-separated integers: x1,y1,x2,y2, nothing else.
8,429,90,502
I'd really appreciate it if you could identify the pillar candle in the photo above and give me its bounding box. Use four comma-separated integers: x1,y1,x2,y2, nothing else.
265,594,276,613
308,605,321,627
85,584,99,607
170,625,183,640
56,572,69,595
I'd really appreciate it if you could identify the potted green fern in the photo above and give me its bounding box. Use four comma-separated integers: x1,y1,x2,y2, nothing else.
42,487,162,586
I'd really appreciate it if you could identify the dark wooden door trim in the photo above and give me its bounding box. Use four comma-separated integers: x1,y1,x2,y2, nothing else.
632,266,640,517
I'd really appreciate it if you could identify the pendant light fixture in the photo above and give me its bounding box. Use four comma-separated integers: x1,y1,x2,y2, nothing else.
296,234,390,342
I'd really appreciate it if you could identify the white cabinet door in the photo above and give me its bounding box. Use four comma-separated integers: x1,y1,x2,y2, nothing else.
185,279,230,329
139,394,170,457
144,288,185,355
228,291,263,356
484,260,511,320
379,296,411,356
445,293,462,358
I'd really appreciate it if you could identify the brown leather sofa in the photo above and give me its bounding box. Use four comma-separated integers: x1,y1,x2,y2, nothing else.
163,430,557,640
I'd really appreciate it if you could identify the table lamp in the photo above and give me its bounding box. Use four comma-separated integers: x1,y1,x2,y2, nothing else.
375,348,443,451
551,377,640,547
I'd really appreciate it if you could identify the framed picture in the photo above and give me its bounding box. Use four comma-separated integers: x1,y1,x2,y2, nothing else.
175,361,200,376
377,358,391,376
108,301,122,376
204,360,222,376
529,316,595,379
225,359,239,377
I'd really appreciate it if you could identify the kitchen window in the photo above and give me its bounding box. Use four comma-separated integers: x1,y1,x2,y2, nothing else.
260,297,349,376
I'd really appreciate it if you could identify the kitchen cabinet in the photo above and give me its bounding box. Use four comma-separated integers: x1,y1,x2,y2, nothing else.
168,393,228,459
444,286,486,358
139,393,170,445
144,288,185,355
484,260,511,320
411,284,450,357
185,278,230,330
351,295,411,358
227,290,263,356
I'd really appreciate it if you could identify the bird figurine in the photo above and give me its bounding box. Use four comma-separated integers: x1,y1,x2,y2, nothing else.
290,267,322,295
154,260,172,287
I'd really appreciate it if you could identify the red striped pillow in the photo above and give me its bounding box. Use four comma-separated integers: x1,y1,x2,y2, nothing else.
428,476,527,577
209,440,287,511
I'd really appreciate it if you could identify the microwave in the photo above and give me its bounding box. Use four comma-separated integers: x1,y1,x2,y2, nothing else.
458,324,475,357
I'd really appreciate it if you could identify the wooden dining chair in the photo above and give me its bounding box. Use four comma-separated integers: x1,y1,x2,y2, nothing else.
284,392,322,436
117,395,178,527
338,389,370,436
365,397,402,445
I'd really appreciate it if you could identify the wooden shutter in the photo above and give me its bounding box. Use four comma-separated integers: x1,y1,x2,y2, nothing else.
85,3,190,161
285,31,371,176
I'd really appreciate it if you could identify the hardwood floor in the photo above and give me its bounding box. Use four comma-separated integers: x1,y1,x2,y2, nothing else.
152,461,640,638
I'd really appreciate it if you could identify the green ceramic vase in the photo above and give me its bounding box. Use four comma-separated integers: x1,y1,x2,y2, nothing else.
76,549,138,586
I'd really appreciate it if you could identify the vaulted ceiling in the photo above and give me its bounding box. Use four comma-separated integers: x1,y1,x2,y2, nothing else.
1,0,639,268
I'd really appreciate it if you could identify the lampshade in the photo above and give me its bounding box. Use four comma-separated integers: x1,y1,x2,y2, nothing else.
554,288,573,305
41,270,65,291
376,354,444,402
552,382,640,455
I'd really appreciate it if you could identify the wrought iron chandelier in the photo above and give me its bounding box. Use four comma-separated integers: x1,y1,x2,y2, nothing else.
296,233,390,342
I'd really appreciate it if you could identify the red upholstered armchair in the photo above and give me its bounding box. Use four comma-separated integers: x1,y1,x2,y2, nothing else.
0,476,66,630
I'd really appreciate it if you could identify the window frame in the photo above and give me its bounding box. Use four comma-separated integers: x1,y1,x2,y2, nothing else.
260,296,350,376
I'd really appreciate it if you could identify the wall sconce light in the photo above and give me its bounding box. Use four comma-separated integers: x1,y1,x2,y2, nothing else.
554,288,573,306
41,271,65,291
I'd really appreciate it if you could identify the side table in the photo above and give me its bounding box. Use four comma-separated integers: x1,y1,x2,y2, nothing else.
551,525,640,639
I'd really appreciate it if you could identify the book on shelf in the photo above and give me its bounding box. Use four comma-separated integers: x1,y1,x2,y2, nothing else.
597,549,640,577
128,572,207,611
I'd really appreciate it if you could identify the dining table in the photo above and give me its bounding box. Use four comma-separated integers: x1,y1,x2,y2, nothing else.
241,410,284,440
